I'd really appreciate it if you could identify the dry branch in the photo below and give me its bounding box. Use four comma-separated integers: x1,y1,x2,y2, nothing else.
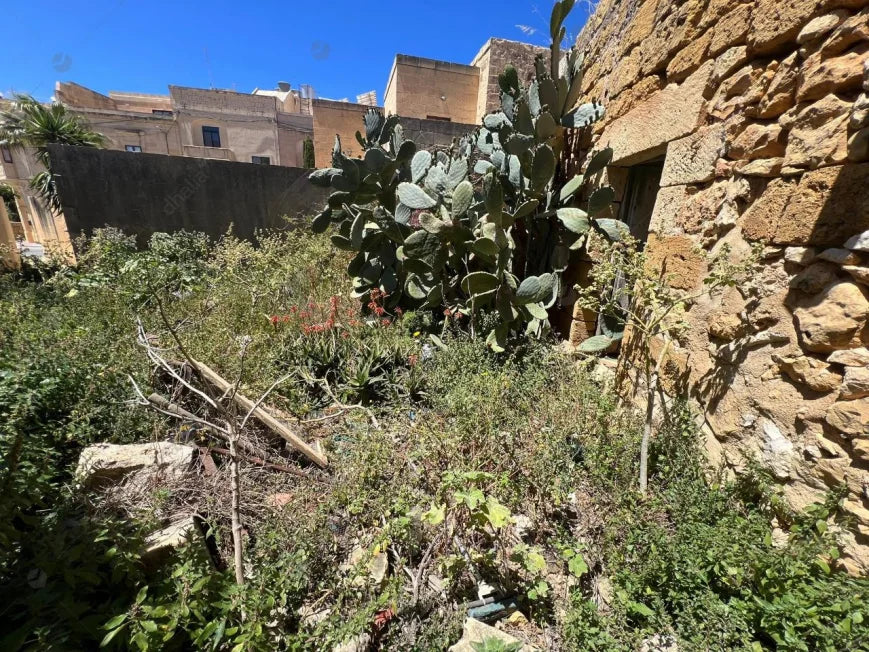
190,359,328,468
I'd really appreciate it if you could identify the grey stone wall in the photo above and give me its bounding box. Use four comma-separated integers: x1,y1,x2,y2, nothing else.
48,144,327,248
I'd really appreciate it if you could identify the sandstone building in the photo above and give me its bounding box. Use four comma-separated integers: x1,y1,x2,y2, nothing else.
0,38,544,252
569,0,869,572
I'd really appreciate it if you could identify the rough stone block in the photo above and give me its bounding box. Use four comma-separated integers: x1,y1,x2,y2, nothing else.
661,124,727,186
756,52,799,118
820,7,869,56
849,127,869,162
784,94,851,169
797,11,850,44
603,61,714,165
791,280,869,353
842,367,869,399
735,157,784,176
797,48,868,102
741,163,869,246
729,122,787,160
644,234,707,290
710,4,752,55
829,347,869,366
748,0,821,54
668,31,713,82
826,397,869,435
76,441,196,488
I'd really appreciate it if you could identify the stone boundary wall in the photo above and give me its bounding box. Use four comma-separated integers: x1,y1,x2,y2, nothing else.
48,145,327,248
571,0,869,573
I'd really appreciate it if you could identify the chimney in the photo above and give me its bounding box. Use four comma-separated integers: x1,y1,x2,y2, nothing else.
277,81,290,92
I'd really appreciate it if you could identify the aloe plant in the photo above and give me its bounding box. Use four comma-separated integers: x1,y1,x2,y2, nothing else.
306,0,625,350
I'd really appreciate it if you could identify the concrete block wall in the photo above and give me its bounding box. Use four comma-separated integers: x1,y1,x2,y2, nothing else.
570,0,869,573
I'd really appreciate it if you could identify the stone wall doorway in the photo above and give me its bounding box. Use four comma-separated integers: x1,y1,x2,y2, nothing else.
595,160,664,339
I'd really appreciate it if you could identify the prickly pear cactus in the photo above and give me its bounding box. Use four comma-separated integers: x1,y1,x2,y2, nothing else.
306,0,625,350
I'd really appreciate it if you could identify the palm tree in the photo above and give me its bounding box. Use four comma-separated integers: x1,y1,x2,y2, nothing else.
0,94,104,214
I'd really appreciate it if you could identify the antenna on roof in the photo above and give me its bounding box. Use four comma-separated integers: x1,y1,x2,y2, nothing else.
203,47,215,89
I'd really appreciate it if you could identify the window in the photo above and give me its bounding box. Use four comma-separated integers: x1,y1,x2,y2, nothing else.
152,109,173,117
595,160,664,340
251,156,270,165
125,145,143,152
426,115,451,122
1,146,12,163
202,126,221,148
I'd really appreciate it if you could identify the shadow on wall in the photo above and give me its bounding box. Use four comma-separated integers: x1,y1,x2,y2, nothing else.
48,144,329,249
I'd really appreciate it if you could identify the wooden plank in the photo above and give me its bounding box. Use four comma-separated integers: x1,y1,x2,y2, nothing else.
190,359,328,468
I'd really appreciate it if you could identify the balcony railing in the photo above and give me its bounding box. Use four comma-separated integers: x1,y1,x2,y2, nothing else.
182,145,235,161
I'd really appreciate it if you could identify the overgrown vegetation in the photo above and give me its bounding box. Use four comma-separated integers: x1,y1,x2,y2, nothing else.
308,0,618,352
1,228,867,651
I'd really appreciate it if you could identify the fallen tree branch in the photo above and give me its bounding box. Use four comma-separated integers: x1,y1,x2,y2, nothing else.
203,446,324,481
190,359,328,468
147,392,271,461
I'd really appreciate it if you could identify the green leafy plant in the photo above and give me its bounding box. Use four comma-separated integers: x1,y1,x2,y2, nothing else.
0,95,104,213
307,0,619,351
576,233,761,494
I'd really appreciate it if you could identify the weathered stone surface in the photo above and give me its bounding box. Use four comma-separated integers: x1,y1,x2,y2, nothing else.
789,262,840,294
611,48,644,98
606,75,665,121
748,0,819,54
756,53,800,118
142,516,201,564
844,265,869,285
649,180,743,243
711,61,772,119
784,94,851,168
644,234,707,290
785,246,818,265
76,442,195,487
661,124,726,185
848,127,869,162
845,230,869,252
760,418,794,479
797,49,868,102
842,367,869,399
797,11,850,44
829,347,869,366
735,157,784,176
852,93,869,129
624,0,662,51
826,398,869,435
603,61,714,165
791,281,869,353
820,8,869,56
729,122,786,159
708,311,745,341
713,46,750,84
774,354,843,392
853,439,869,462
843,499,869,526
710,4,752,56
741,164,869,246
818,247,863,265
668,30,712,82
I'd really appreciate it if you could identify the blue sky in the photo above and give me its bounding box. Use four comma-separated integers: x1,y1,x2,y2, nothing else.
1,0,593,103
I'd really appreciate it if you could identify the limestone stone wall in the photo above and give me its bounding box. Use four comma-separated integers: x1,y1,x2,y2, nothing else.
383,55,480,124
570,0,869,573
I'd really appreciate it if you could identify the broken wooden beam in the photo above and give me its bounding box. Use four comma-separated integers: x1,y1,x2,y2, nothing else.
189,359,328,468
147,392,272,462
